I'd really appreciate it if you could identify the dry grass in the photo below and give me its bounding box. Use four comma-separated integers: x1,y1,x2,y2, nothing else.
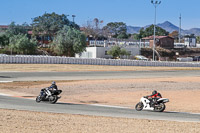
1,64,200,72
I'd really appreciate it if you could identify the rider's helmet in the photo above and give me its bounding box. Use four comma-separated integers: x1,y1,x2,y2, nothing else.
152,90,157,95
52,81,56,85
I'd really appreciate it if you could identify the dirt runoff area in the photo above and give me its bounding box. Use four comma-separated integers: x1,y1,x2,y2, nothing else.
0,64,200,132
1,108,200,133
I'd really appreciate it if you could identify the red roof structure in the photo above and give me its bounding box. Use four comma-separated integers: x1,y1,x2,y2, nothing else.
142,36,174,48
0,25,9,29
142,36,174,40
80,27,85,31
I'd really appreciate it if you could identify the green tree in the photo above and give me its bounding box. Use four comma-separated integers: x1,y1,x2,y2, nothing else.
120,48,131,57
103,22,128,39
107,46,130,59
1,22,32,54
6,22,30,37
117,32,129,39
8,34,37,54
132,33,141,40
31,12,79,40
196,36,200,43
52,26,86,56
136,25,169,39
107,45,121,59
0,34,9,47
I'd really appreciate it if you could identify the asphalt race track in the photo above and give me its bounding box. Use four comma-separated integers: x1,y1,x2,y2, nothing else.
0,70,200,82
0,96,200,122
0,70,200,122
0,95,200,122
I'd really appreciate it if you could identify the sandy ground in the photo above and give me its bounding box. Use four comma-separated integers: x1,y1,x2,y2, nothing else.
0,109,200,133
0,64,200,132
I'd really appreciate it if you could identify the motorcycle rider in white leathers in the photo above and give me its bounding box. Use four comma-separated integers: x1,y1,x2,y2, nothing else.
44,81,58,97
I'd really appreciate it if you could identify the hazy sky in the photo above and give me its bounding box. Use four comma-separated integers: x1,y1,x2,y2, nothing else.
1,0,200,29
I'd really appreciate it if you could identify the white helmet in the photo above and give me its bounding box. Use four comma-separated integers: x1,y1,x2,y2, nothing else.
52,81,56,85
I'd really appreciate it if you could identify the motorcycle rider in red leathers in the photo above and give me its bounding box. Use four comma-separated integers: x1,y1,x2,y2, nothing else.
145,90,162,107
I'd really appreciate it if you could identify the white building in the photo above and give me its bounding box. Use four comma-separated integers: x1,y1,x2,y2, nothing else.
88,40,149,48
75,46,140,59
184,36,196,47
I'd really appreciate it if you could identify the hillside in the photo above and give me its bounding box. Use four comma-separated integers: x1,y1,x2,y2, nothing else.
127,21,200,36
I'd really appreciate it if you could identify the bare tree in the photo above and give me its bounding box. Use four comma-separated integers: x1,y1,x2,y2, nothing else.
82,18,105,46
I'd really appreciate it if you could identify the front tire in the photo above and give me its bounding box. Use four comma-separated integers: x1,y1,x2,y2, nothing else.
135,102,143,111
36,96,41,103
154,103,166,112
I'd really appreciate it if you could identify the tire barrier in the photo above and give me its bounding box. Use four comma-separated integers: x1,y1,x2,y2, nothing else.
0,55,200,67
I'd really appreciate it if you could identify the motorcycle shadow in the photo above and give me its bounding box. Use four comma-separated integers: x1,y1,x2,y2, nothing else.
162,111,180,114
140,110,180,114
56,102,84,106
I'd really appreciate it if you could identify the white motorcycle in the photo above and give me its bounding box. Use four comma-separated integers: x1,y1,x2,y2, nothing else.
135,96,169,112
36,88,62,104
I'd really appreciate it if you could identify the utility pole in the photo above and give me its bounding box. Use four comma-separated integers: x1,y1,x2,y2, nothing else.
72,15,76,23
179,14,181,43
151,0,161,61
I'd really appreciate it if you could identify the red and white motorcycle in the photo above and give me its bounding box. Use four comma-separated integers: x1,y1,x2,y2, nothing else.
135,96,169,112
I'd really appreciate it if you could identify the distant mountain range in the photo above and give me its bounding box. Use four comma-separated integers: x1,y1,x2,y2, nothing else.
127,21,200,36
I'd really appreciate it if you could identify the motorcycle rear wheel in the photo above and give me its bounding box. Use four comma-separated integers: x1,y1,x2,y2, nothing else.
135,102,143,111
49,95,58,104
154,103,166,112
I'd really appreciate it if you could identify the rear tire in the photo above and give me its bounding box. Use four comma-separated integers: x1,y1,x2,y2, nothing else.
135,102,143,111
49,95,58,104
154,103,166,112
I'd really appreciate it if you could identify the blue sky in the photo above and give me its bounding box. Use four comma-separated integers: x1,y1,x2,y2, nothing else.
1,0,200,29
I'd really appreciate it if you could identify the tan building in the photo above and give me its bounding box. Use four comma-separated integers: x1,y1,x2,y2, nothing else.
142,36,174,49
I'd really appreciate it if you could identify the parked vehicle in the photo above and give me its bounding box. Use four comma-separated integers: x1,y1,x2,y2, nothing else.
193,56,200,61
177,57,193,62
0,54,8,56
36,88,62,104
134,55,148,61
135,96,169,112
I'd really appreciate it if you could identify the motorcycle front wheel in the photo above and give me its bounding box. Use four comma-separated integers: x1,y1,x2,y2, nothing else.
36,96,41,103
154,103,166,112
135,102,143,111
49,95,58,104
